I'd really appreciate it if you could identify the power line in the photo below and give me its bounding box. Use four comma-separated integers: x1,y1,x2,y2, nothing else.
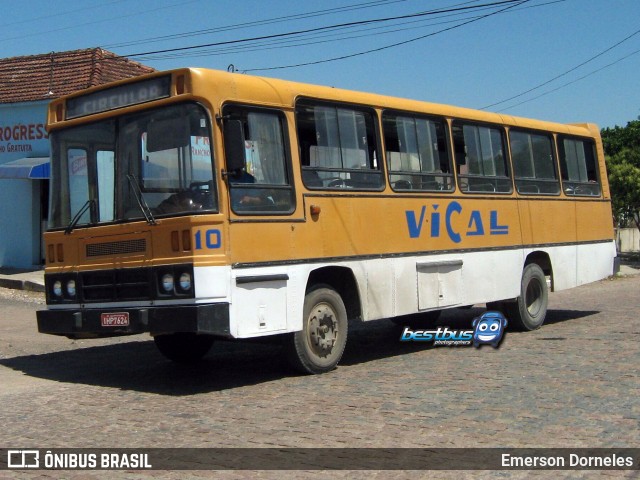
103,0,416,50
481,25,640,110
0,0,129,28
243,0,529,72
123,0,522,60
132,6,501,62
122,0,563,64
0,0,201,44
496,47,640,112
0,0,529,82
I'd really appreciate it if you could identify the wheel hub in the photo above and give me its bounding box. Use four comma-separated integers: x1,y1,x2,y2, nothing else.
309,310,337,356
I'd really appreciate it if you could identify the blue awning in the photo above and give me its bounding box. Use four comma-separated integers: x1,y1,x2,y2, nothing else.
0,157,50,179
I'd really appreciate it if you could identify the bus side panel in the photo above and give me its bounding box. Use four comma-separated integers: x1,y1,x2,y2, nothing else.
350,249,523,322
230,265,295,338
576,240,616,287
575,200,616,286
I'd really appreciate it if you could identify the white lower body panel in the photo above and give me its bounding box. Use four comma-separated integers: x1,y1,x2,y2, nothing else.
197,240,616,339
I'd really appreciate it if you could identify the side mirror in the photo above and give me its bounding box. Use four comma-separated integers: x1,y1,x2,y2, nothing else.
223,120,246,173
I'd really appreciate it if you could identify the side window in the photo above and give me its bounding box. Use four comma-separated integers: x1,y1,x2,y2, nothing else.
383,112,453,191
509,130,560,195
296,100,383,190
453,122,511,193
558,137,601,196
224,105,294,214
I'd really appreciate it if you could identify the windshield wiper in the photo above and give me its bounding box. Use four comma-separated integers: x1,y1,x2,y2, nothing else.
64,199,95,235
126,174,157,225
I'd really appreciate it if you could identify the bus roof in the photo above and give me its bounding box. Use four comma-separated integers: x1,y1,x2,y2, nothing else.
54,67,599,138
187,68,598,137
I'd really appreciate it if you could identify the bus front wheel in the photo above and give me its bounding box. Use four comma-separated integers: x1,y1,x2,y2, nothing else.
503,263,548,331
286,286,348,374
154,333,214,363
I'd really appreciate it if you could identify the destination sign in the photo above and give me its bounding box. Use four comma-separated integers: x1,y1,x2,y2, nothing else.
66,76,171,119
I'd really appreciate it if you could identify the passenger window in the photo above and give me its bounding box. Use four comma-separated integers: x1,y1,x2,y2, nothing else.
509,130,560,195
296,100,383,190
453,123,511,193
383,112,453,191
558,137,601,196
223,106,295,214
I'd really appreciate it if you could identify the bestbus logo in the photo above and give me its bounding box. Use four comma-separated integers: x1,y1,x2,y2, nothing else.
400,326,473,346
405,201,508,243
400,312,508,348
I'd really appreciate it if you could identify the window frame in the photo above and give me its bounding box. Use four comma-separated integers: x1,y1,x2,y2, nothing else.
452,120,513,195
222,102,296,215
557,135,602,197
508,128,561,196
381,109,454,193
295,97,385,192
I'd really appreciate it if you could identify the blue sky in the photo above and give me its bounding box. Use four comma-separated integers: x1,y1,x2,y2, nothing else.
1,0,638,128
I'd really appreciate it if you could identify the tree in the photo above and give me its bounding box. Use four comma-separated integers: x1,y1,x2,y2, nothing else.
606,149,640,230
602,118,640,231
602,118,640,157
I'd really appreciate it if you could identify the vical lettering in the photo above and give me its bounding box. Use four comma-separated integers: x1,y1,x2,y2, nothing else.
405,201,509,243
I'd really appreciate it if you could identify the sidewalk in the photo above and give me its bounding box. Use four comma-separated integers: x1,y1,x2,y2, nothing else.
0,268,45,292
0,255,638,295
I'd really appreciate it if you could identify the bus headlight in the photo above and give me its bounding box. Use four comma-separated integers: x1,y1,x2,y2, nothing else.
179,272,192,291
161,273,174,293
155,265,194,298
53,280,63,297
66,279,76,297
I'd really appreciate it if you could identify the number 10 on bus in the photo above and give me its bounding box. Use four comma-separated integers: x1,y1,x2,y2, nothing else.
194,229,221,250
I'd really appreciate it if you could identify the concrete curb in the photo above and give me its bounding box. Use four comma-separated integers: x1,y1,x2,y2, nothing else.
0,277,45,293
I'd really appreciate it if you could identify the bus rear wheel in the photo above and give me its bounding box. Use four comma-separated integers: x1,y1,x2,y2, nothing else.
286,286,348,374
154,333,214,363
503,263,548,331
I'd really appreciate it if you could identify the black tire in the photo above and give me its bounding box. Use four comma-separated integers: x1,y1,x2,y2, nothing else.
503,263,548,331
286,285,348,374
154,333,214,363
391,309,441,327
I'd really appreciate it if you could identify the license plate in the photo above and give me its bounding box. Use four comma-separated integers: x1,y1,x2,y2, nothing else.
101,312,130,327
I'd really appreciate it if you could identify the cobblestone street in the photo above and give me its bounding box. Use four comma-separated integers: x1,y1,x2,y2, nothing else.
0,275,638,479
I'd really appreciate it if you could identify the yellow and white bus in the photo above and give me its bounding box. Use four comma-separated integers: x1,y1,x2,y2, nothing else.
37,68,616,373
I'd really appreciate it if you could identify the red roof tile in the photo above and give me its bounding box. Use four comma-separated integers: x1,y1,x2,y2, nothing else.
0,48,155,104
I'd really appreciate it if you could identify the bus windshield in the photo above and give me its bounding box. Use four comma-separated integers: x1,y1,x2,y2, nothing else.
48,102,216,230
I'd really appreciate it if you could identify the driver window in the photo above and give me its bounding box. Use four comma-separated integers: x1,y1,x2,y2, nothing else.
223,105,295,214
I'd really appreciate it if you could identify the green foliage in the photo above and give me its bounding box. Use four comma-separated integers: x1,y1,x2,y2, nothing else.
606,154,640,229
601,118,640,157
602,118,640,229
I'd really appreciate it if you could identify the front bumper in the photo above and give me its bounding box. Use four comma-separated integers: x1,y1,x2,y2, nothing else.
37,303,231,339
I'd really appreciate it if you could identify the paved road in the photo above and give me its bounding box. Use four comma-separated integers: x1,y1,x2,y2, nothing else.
0,276,638,479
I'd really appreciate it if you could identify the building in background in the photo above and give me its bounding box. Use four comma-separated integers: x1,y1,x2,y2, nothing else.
0,48,154,268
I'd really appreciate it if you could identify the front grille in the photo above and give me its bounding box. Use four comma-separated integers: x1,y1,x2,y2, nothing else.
44,265,195,304
86,239,147,257
81,268,152,302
